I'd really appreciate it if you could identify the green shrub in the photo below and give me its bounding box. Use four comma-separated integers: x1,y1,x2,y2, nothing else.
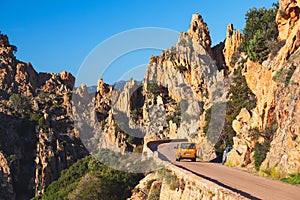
281,174,300,185
114,124,122,136
38,117,47,130
165,104,181,127
38,157,91,199
127,135,135,144
247,30,269,63
37,156,143,200
147,83,160,98
225,66,256,144
133,145,144,153
30,113,41,122
9,94,31,115
130,108,143,121
203,107,211,134
250,120,277,171
148,188,160,200
240,3,279,63
254,141,270,171
101,120,106,129
178,38,187,47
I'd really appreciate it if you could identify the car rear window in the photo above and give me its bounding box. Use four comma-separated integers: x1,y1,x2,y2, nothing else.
180,143,194,149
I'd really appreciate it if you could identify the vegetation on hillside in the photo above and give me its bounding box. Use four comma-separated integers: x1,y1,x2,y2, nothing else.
281,174,300,185
213,65,256,153
240,3,279,63
147,83,160,98
33,156,143,200
165,103,181,127
250,120,278,170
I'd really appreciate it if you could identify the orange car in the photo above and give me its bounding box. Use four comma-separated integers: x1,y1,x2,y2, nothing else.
175,142,197,162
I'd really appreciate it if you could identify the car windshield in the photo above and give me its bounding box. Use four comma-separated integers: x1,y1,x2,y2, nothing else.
180,143,194,149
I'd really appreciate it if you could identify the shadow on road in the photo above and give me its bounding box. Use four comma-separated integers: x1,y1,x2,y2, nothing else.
174,164,260,200
209,152,223,163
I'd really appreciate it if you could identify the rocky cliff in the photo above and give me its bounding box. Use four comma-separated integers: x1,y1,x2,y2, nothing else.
0,33,88,199
71,13,227,163
226,0,300,176
74,2,300,177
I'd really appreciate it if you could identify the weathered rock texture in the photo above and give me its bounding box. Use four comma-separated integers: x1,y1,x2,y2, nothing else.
223,24,243,69
277,0,300,41
227,0,300,176
0,33,88,199
143,13,227,160
72,13,227,164
187,13,212,55
276,0,300,64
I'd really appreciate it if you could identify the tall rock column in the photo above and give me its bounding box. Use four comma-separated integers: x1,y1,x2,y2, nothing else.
223,24,242,70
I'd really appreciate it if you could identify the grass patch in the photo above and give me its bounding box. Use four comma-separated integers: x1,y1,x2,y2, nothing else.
281,174,300,185
261,166,282,179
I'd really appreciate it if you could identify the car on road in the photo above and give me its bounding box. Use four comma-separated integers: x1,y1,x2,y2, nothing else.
175,142,197,162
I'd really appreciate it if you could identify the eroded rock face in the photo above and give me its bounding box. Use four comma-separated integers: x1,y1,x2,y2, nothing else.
73,13,224,161
226,0,300,175
244,60,278,129
276,0,300,63
223,24,242,69
277,0,300,41
144,14,228,160
261,53,300,175
227,108,254,167
0,33,88,198
187,13,212,55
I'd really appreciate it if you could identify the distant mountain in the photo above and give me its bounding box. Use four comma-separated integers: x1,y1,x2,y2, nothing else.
87,85,97,94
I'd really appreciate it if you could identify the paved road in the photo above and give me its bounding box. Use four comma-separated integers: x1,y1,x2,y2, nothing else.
156,141,300,200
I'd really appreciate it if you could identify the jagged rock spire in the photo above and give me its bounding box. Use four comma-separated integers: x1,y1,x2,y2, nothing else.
187,13,212,53
223,23,242,68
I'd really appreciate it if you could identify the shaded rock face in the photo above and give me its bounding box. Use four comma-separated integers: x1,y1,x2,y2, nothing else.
211,41,226,70
0,33,88,199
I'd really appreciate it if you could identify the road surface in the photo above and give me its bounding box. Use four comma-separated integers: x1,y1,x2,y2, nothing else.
156,141,300,200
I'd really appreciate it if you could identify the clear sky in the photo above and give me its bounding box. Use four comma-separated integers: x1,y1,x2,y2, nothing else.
1,0,277,85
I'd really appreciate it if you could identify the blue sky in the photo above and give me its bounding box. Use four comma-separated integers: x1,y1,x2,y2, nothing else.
1,0,276,85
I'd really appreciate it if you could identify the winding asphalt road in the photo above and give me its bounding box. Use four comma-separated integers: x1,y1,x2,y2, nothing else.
156,141,300,200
